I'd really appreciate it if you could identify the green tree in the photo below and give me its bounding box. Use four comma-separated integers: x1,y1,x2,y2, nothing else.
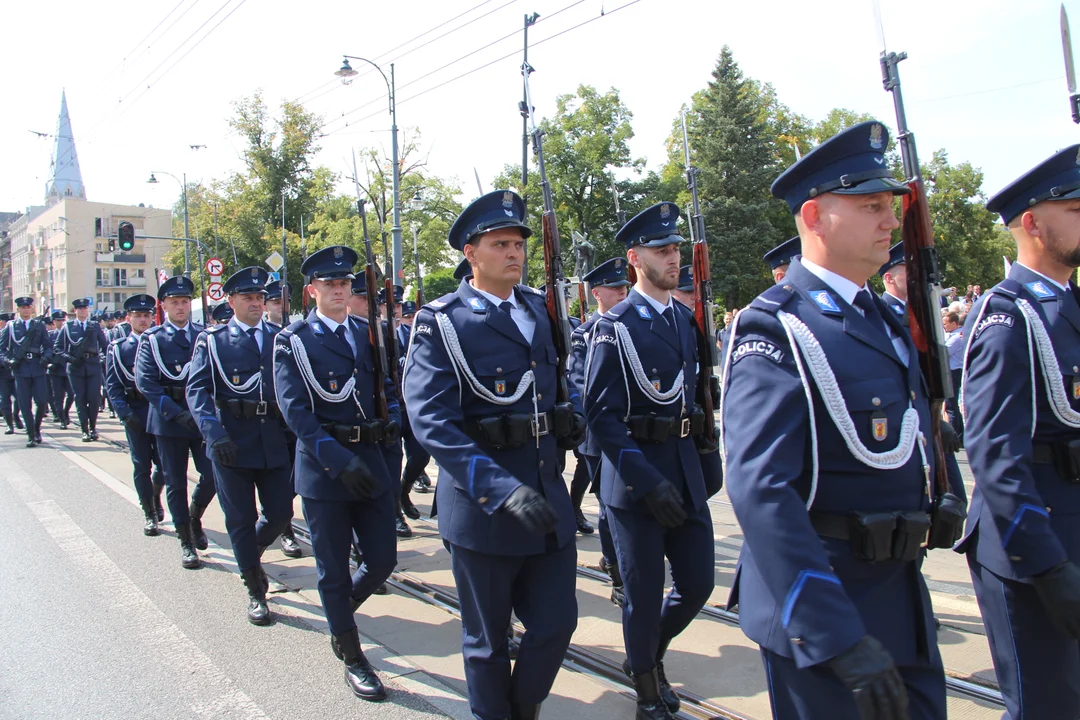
923,150,1014,287
492,85,644,285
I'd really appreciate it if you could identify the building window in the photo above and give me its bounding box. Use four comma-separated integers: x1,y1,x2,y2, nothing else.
96,268,105,285
113,293,122,303
94,218,102,236
113,268,127,286
136,268,145,278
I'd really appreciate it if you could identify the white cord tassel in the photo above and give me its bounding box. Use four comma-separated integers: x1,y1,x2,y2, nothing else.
1016,298,1080,429
435,312,533,405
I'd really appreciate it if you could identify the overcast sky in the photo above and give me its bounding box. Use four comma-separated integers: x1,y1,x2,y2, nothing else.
1,0,1073,218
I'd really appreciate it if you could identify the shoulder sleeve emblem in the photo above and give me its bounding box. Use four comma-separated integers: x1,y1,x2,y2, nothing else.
973,312,1015,339
732,339,785,364
414,323,433,336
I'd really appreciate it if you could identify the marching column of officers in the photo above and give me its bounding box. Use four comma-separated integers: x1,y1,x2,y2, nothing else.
3,118,1080,720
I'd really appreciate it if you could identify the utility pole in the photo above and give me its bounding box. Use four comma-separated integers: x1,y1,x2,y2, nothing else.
519,12,539,284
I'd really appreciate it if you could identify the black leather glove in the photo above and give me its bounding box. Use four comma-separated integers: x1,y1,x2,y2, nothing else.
556,412,587,451
338,455,377,499
120,413,141,431
502,485,558,535
644,481,688,528
1033,562,1080,638
694,429,720,455
827,636,909,720
174,410,199,433
209,434,240,467
382,420,401,446
938,421,961,454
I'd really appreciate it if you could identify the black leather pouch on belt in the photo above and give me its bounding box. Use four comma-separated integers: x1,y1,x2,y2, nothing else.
627,413,672,443
166,386,186,402
892,511,931,562
927,492,967,549
551,402,573,437
848,512,898,562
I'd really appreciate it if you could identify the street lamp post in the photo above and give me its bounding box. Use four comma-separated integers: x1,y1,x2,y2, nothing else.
336,56,402,284
147,171,189,274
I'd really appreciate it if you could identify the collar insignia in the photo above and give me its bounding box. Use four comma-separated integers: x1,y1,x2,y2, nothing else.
636,305,652,320
311,321,325,335
811,290,842,314
468,297,486,312
1025,281,1056,299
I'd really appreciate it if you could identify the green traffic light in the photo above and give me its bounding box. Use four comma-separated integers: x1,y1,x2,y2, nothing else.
118,221,135,252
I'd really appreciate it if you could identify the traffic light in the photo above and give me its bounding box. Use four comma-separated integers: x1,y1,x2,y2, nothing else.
117,221,135,252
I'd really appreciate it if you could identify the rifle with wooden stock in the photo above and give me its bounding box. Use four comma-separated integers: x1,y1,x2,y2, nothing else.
878,34,966,548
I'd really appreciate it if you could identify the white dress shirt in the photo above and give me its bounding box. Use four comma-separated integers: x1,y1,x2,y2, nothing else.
801,258,910,366
316,310,357,356
471,284,536,345
232,318,264,353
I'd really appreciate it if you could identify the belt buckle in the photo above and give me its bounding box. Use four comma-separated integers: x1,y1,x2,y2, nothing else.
532,413,550,437
255,401,268,416
348,426,363,444
25,353,33,360
680,417,691,438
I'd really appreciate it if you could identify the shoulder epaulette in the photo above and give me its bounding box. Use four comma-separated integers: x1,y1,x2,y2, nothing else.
991,278,1022,300
518,284,544,296
603,299,632,320
425,293,459,312
144,325,164,335
281,319,306,337
207,324,227,333
749,283,798,314
264,320,282,331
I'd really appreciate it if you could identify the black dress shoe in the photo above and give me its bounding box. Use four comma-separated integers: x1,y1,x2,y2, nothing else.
574,508,594,534
25,438,36,448
510,702,541,720
140,500,160,537
189,501,209,551
630,669,675,719
241,568,271,626
90,429,99,440
412,479,428,494
401,496,421,520
35,431,42,444
279,530,303,559
331,630,386,701
81,431,92,442
395,514,412,538
373,583,388,595
611,586,626,608
176,526,200,569
59,423,68,430
4,425,13,435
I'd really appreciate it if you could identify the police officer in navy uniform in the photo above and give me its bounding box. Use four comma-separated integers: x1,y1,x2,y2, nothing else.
672,265,694,308
260,278,303,559
0,312,23,435
55,297,109,441
106,294,167,535
210,302,235,325
394,298,430,519
3,296,53,446
374,283,411,537
404,190,585,720
878,243,908,318
764,236,801,286
274,245,401,701
136,276,217,568
569,257,631,606
110,310,131,342
46,309,73,429
958,145,1080,719
188,267,293,625
722,121,946,719
583,203,721,719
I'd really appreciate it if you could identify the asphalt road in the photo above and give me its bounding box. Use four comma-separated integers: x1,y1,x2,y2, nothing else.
0,436,452,720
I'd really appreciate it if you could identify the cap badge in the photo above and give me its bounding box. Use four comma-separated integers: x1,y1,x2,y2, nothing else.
660,204,671,219
502,191,514,208
251,268,258,278
333,247,343,259
869,124,884,150
614,259,623,268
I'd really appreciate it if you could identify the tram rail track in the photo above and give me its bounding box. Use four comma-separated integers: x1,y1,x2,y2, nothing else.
96,431,1004,711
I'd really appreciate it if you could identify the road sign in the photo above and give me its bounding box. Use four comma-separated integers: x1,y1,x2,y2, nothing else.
206,282,226,302
265,251,284,272
268,271,280,281
205,257,224,276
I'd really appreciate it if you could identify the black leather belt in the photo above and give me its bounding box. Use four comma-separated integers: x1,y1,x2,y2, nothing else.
323,420,390,445
164,385,186,402
81,351,100,359
626,412,700,443
810,510,931,563
1033,441,1080,483
217,398,278,419
125,388,145,402
465,410,554,450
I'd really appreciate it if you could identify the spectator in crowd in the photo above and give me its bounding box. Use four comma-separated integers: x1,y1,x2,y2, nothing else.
942,311,965,444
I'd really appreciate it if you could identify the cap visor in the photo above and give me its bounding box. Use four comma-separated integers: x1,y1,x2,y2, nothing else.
637,234,684,248
831,177,911,196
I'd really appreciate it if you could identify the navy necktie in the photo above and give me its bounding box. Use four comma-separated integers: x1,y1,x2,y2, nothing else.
334,325,353,357
854,290,890,342
247,327,260,353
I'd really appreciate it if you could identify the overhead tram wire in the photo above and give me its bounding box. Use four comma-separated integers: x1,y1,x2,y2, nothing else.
321,0,643,139
288,0,511,110
102,0,193,80
124,0,251,111
319,0,590,136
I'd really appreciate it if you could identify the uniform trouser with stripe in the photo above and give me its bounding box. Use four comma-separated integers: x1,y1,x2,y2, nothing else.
68,366,101,430
968,554,1080,719
214,463,292,572
14,375,48,434
155,435,217,527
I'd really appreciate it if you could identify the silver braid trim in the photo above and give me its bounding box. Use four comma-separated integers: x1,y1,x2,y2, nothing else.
148,332,190,382
435,312,533,405
612,321,684,406
288,332,357,404
110,342,135,383
1016,298,1080,429
777,310,920,470
206,332,260,395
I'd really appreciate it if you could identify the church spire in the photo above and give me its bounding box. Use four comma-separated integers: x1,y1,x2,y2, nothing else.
46,90,86,204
